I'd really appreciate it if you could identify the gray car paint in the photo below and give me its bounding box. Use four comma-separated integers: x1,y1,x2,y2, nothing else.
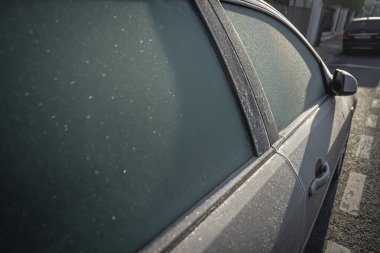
168,95,354,253
171,154,305,253
277,95,354,250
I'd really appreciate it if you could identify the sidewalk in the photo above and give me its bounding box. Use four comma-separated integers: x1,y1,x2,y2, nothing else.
314,35,343,64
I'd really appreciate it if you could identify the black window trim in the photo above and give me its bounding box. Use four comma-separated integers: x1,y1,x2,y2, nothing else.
211,0,279,146
193,0,273,156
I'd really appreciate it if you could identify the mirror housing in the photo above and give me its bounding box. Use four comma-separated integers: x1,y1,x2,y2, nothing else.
330,69,358,96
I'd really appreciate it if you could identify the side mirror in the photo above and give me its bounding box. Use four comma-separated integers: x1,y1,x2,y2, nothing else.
330,69,358,96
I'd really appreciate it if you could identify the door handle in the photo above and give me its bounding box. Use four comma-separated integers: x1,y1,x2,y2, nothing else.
309,161,330,196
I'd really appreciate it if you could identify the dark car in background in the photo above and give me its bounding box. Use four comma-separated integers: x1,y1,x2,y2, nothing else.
0,0,358,252
343,17,380,53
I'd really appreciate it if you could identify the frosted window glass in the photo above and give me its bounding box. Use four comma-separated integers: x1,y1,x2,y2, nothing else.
0,1,252,252
224,4,325,130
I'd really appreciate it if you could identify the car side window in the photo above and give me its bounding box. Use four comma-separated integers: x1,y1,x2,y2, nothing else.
0,1,253,253
223,4,326,131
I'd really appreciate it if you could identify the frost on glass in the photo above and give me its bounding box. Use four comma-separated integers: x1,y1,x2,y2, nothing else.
224,4,325,131
0,1,252,253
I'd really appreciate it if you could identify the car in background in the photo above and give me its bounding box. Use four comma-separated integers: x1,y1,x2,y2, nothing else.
343,17,380,54
0,0,357,252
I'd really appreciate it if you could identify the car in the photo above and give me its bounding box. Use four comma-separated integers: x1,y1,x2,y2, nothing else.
0,0,357,252
342,17,380,54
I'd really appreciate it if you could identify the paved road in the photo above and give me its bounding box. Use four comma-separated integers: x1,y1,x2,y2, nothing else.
305,52,380,252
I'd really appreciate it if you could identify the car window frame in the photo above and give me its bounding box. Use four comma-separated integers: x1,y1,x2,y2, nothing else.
219,0,334,142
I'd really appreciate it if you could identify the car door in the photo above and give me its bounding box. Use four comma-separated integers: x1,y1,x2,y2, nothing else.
168,154,305,253
0,1,306,253
143,1,306,252
222,0,355,249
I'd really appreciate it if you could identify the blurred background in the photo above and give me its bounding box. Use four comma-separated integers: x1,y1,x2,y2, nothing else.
264,0,380,46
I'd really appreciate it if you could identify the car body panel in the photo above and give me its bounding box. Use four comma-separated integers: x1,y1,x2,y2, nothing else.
170,154,305,253
276,95,354,249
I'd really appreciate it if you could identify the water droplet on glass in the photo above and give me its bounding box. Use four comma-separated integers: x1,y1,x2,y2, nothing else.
101,73,107,77
86,115,91,120
148,38,152,42
70,81,76,85
123,169,127,174
111,96,115,100
121,28,125,32
63,124,69,131
88,95,93,99
114,44,118,48
24,92,30,96
139,40,143,44
111,216,116,220
113,15,117,19
51,115,56,119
